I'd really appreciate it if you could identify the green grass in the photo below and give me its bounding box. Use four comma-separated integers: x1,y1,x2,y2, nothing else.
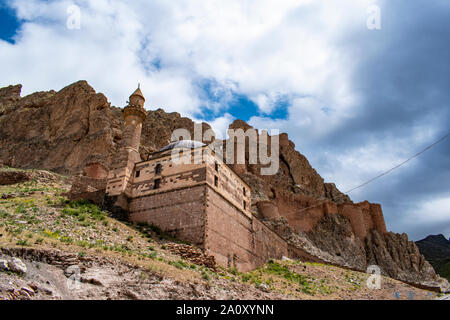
169,259,189,270
62,200,107,221
263,261,315,295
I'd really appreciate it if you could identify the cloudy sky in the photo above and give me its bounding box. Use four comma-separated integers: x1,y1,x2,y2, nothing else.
0,0,449,240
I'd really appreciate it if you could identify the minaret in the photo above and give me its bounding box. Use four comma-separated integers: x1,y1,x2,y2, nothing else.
122,85,147,162
106,85,147,201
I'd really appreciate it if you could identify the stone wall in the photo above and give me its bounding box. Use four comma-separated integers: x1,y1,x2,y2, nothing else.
262,193,388,241
205,186,288,272
205,151,252,217
131,152,206,198
127,181,289,272
128,185,207,246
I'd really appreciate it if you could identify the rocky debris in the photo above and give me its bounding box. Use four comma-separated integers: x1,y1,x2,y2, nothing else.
122,289,140,300
5,286,36,300
1,193,16,199
304,214,367,270
165,243,217,271
0,247,294,300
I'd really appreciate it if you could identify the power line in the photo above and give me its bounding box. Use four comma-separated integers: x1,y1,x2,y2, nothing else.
343,131,450,194
296,131,450,214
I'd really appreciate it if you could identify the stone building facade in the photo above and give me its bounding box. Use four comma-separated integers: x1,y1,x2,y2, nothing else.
105,87,291,271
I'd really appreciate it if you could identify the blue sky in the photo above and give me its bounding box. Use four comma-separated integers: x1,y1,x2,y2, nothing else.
0,0,449,240
0,2,20,43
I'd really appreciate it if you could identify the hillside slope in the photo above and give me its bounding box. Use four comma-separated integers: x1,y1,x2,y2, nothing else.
0,168,442,300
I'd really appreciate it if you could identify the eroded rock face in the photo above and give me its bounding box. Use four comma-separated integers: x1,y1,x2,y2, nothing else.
0,81,113,174
224,120,351,205
365,230,448,290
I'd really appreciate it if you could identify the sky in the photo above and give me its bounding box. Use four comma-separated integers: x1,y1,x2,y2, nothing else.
0,0,449,241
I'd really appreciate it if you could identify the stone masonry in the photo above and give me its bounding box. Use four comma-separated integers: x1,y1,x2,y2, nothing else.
104,87,289,271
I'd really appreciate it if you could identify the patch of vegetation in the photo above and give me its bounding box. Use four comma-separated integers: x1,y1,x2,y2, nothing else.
169,259,190,270
16,239,29,246
62,200,107,221
263,260,314,295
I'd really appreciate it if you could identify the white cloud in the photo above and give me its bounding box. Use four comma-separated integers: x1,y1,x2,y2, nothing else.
1,0,372,117
206,113,235,140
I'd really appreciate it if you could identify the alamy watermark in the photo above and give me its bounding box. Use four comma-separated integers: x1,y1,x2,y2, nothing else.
366,265,382,289
67,4,81,30
66,265,81,290
367,4,381,30
169,123,280,176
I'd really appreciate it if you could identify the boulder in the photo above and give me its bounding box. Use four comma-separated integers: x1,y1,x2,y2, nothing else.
0,259,8,271
8,257,27,274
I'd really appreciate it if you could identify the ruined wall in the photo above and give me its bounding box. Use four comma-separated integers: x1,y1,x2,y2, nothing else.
106,155,138,198
260,194,387,241
129,185,207,246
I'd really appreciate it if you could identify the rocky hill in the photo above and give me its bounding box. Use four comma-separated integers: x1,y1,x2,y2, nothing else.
416,235,450,281
0,81,448,292
0,168,442,300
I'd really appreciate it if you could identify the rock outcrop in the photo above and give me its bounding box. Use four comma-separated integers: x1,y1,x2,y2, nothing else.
0,81,113,174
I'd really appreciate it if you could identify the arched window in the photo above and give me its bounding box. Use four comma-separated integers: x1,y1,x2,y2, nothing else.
155,163,162,175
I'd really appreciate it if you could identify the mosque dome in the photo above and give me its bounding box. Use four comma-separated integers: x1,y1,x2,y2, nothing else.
159,140,206,152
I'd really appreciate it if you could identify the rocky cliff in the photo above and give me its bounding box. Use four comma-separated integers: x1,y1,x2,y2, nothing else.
0,81,446,290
